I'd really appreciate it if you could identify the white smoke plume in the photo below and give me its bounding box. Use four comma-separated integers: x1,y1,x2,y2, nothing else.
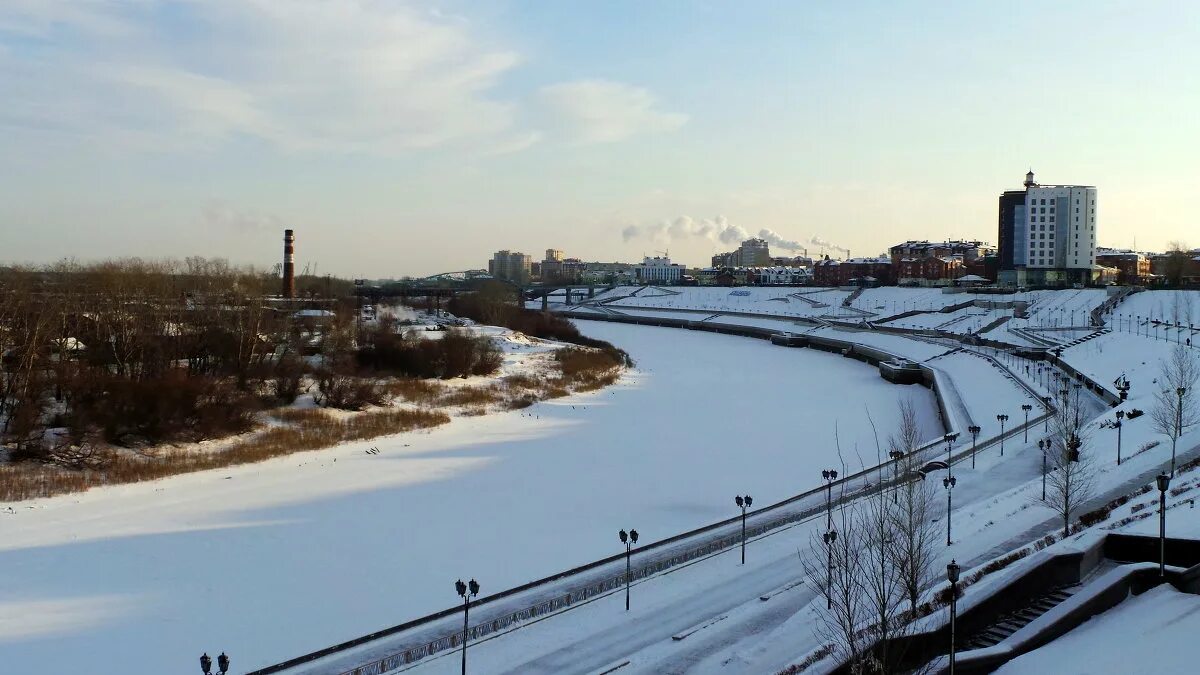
757,228,806,252
809,235,851,256
623,215,798,251
623,215,736,244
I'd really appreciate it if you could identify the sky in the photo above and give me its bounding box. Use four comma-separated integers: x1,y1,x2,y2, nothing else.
1,1,1198,277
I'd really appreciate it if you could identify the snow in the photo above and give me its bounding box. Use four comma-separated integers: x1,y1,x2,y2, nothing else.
995,583,1200,675
0,321,941,675
7,287,1200,675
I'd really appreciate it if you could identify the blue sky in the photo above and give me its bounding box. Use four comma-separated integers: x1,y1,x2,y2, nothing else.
1,1,1197,276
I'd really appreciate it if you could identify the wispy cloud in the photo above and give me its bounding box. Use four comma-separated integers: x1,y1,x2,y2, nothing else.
0,1,524,155
539,79,687,144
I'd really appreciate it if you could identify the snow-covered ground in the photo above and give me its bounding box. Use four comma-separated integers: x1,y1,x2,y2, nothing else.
995,584,1200,675
0,321,942,674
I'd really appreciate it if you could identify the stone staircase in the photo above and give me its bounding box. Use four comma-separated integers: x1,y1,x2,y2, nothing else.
960,584,1081,651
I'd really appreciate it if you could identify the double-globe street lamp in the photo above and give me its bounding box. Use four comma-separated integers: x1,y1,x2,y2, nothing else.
1115,410,1125,466
1158,473,1171,577
1175,387,1188,475
996,414,1009,456
735,495,753,565
455,578,480,675
1038,439,1048,501
943,433,959,477
1042,396,1053,433
947,559,961,675
199,653,230,675
823,530,838,610
618,529,639,611
1021,404,1033,442
968,425,981,469
822,469,839,528
943,475,957,546
889,450,904,502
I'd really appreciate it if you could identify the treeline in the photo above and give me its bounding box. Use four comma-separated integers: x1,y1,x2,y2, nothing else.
448,282,633,367
0,259,503,470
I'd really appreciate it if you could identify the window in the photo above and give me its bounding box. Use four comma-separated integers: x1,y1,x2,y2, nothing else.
1041,199,1046,205
1049,216,1055,222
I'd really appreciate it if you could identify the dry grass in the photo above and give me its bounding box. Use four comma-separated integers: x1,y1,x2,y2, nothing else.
272,408,333,424
501,373,540,390
1,344,627,502
438,385,505,408
386,378,447,405
0,408,449,501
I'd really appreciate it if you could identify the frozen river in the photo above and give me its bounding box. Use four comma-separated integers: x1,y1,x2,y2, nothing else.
0,320,941,674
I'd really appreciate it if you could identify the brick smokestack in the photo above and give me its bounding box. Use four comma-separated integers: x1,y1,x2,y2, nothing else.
282,229,295,298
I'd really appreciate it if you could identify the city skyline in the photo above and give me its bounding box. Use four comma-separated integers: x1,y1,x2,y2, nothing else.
2,1,1199,277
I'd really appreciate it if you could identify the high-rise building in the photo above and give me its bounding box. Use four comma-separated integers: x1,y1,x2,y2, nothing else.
737,238,771,266
997,170,1097,286
545,249,564,263
488,250,532,282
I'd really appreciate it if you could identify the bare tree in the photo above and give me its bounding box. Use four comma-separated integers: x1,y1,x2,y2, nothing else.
1151,345,1200,474
889,400,938,616
1044,385,1097,538
802,499,869,673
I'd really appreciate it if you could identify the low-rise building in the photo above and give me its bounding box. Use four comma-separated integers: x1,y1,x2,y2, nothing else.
633,256,686,284
813,256,894,287
1095,249,1152,285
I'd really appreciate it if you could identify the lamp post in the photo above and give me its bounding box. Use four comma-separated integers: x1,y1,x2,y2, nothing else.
1157,473,1171,578
968,425,981,469
943,432,959,479
1021,404,1033,442
947,560,961,675
199,653,230,675
1042,396,1053,433
1175,387,1187,476
1115,410,1125,466
734,495,753,565
823,530,837,609
1038,439,1047,500
943,475,957,546
996,414,1009,456
888,450,904,502
455,578,480,675
618,529,639,611
822,469,838,528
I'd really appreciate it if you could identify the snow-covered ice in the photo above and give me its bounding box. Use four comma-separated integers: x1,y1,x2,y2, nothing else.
0,321,941,674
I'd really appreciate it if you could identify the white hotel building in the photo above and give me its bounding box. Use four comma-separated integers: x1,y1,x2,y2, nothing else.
998,171,1098,286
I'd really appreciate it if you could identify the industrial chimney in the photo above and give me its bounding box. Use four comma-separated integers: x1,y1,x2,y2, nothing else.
282,229,296,298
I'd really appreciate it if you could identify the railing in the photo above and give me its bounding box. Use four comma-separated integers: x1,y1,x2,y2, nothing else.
254,312,1048,675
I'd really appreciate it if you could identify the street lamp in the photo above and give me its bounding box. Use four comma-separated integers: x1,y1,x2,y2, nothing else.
947,560,961,675
1042,396,1053,433
888,450,904,502
734,495,753,565
1157,473,1171,578
823,530,838,609
1038,439,1048,500
1021,404,1033,442
1175,387,1187,476
997,414,1009,456
943,433,959,478
968,425,981,469
1115,410,1125,466
455,578,480,675
943,475,957,546
199,652,229,675
618,529,639,611
821,469,839,528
